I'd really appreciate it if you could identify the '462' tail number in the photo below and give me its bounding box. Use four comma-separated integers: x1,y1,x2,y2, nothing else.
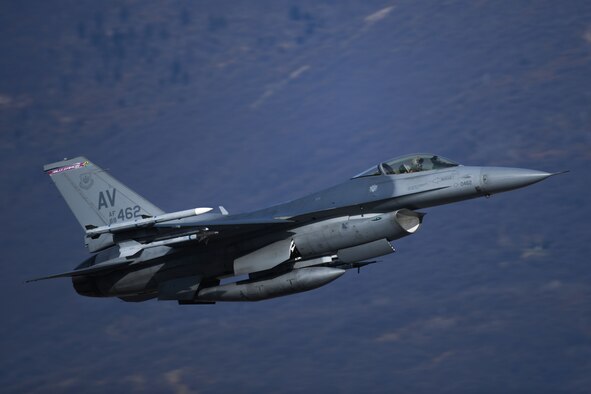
109,206,141,223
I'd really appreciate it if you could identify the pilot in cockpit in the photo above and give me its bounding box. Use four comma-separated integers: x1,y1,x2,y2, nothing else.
409,157,424,172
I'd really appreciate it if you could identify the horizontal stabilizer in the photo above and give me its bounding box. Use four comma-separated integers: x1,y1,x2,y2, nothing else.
26,259,130,282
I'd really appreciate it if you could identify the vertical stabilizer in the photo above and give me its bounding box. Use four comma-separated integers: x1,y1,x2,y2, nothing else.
44,157,165,231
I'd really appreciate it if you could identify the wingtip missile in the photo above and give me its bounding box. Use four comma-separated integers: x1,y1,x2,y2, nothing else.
85,207,213,237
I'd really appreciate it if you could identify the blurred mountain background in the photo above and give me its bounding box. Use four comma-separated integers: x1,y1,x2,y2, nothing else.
1,1,590,393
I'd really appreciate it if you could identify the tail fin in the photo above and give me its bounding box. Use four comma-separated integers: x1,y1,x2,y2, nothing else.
44,157,165,231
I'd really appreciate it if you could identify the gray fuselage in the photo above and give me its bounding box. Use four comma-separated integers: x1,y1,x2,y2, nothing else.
74,163,550,300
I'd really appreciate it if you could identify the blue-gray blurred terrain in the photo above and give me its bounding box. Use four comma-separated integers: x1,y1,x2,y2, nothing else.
1,1,590,393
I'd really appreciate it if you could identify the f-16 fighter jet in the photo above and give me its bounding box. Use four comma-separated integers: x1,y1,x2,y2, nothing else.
30,154,562,304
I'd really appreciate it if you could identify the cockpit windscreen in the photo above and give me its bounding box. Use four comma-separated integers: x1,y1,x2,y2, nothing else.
353,154,459,178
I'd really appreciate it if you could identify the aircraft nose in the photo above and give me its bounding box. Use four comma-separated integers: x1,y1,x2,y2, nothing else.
480,167,556,194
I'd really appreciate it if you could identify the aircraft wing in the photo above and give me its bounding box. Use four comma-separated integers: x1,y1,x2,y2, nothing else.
29,217,294,282
153,217,293,230
83,215,296,255
85,209,294,237
150,217,295,246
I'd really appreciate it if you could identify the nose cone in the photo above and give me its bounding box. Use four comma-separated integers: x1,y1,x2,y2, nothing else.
480,167,555,194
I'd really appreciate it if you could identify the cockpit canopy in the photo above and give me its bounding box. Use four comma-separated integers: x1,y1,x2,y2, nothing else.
354,154,459,178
